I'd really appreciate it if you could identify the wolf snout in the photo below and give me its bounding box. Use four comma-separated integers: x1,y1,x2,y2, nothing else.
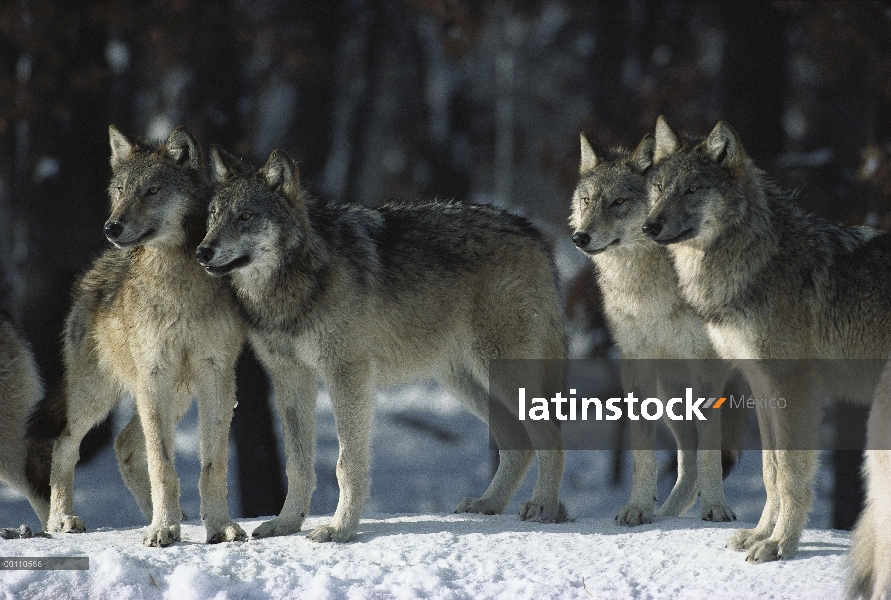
195,246,215,265
104,221,124,240
572,231,591,248
641,217,664,238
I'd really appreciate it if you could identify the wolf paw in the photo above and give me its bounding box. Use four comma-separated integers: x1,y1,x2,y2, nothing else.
455,497,503,515
745,539,785,563
143,523,180,547
615,504,653,526
727,527,768,551
206,522,247,544
252,516,304,539
519,501,569,523
48,514,85,534
701,501,736,522
308,524,356,543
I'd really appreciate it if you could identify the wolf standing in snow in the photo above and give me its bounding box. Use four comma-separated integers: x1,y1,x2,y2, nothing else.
36,126,246,547
643,116,891,562
196,147,567,543
570,133,740,526
0,313,49,529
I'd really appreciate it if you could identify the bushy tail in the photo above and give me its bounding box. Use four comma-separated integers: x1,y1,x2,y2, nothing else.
25,382,67,501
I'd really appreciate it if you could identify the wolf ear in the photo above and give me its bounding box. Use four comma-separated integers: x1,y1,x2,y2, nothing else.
704,121,745,166
109,125,134,168
261,149,300,201
209,145,244,184
164,127,202,171
579,133,599,174
626,134,655,174
653,116,681,163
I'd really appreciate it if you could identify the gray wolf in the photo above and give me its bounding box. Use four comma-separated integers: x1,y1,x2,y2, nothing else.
848,366,891,600
36,126,246,546
570,133,740,526
0,312,49,528
643,115,891,562
196,146,567,542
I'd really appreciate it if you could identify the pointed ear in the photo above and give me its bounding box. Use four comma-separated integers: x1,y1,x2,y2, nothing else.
260,149,300,201
579,133,599,174
704,121,744,165
653,116,681,163
209,145,243,184
109,125,134,168
164,126,202,171
626,134,654,174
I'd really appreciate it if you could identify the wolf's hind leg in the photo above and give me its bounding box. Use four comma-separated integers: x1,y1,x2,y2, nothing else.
47,374,120,534
115,414,153,520
658,420,698,517
456,450,533,515
445,369,533,515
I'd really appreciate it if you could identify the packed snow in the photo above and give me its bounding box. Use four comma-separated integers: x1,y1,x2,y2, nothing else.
0,383,848,599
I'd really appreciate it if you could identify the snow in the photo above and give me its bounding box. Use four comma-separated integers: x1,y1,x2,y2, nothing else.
0,383,849,599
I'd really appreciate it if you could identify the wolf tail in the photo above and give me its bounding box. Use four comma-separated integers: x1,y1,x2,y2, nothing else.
25,381,67,501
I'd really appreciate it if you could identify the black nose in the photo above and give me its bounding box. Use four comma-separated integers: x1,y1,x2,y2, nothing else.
572,232,591,248
195,246,215,264
642,220,663,238
104,221,124,239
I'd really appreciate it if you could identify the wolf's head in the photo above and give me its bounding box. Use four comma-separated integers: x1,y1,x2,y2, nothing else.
196,147,309,280
569,133,655,255
642,116,750,247
105,126,205,249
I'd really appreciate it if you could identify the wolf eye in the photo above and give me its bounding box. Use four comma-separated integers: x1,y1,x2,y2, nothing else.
147,186,160,195
612,198,626,207
686,185,698,194
116,186,123,194
239,212,253,221
581,196,590,206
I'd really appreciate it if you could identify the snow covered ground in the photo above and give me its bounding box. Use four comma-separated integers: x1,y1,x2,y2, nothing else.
0,383,847,599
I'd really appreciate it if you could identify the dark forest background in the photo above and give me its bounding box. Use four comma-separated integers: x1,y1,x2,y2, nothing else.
1,0,890,529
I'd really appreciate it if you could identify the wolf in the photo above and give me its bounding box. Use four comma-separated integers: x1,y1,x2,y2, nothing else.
570,133,740,526
35,126,246,547
196,146,567,543
0,312,49,529
643,115,891,562
849,365,891,600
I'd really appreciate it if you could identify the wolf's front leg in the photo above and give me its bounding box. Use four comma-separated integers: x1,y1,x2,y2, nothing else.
695,416,735,522
520,416,567,523
197,364,246,544
135,381,182,547
308,365,372,543
744,449,817,562
616,419,657,526
252,360,318,539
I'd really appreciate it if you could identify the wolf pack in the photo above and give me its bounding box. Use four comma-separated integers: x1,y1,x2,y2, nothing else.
0,115,888,598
